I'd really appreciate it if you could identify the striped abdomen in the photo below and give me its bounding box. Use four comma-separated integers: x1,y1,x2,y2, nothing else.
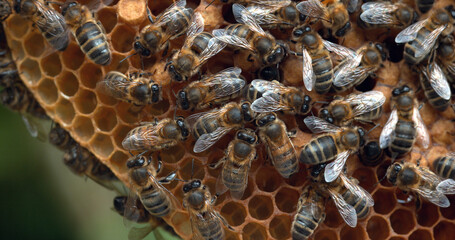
140,185,172,217
195,213,224,240
75,21,111,65
300,135,338,165
419,72,449,111
387,120,416,158
224,24,255,47
312,52,333,94
37,18,69,51
292,206,322,239
404,27,432,64
208,73,244,105
162,7,193,40
416,0,434,13
222,160,249,193
190,32,213,56
193,118,221,139
356,106,383,122
341,187,370,219
433,156,455,180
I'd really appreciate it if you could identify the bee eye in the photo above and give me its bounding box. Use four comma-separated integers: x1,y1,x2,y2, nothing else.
392,88,401,96
293,29,303,37
183,185,190,193
193,180,201,188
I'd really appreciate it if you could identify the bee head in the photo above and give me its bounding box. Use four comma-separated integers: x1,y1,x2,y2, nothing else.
386,163,403,185
237,129,257,145
335,21,351,37
357,127,366,146
300,95,312,114
256,113,276,127
133,41,151,57
61,2,79,18
266,44,285,65
149,82,161,103
241,102,255,123
177,90,190,110
444,5,455,20
126,155,147,169
176,116,190,140
291,25,311,42
319,109,334,124
183,179,202,193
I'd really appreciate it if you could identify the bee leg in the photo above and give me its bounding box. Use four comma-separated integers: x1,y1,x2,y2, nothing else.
159,171,178,184
162,42,170,57
287,129,297,138
146,6,154,24
156,154,163,173
209,157,226,169
216,212,235,231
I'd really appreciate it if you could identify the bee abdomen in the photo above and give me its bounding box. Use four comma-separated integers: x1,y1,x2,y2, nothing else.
416,0,434,13
190,32,212,56
273,146,299,178
300,136,338,165
433,156,455,180
312,55,333,94
387,120,416,157
342,190,370,219
222,165,247,191
420,74,449,111
76,22,111,65
404,27,432,64
356,106,383,122
43,29,69,51
193,119,220,139
198,219,224,240
292,211,319,239
141,190,171,217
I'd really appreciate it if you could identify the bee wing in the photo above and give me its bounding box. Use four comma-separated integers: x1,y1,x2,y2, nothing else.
193,127,232,153
251,91,290,113
21,113,48,142
96,75,131,99
183,13,205,49
122,124,168,151
127,225,154,240
197,38,227,65
327,188,358,227
414,181,450,208
379,109,398,149
250,0,292,8
343,0,359,13
296,0,327,19
395,20,427,43
322,40,357,60
340,174,374,207
414,25,446,58
412,107,430,149
215,170,229,196
302,47,316,91
213,29,254,51
204,73,245,99
427,63,451,100
232,3,267,35
123,189,143,228
324,151,350,183
153,174,181,211
245,5,282,25
437,179,455,195
156,0,187,26
446,62,455,76
188,210,205,240
333,53,368,87
360,2,398,25
304,116,341,133
251,79,285,93
211,67,243,79
348,91,386,116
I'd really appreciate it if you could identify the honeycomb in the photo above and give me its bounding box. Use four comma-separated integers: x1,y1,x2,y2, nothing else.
3,0,455,239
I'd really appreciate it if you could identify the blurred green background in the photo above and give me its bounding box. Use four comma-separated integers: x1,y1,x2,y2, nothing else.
0,106,181,240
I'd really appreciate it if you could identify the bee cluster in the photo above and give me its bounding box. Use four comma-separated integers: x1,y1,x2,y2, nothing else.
3,0,455,239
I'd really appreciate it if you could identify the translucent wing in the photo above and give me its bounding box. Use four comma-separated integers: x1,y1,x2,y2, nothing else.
123,190,143,228
302,47,316,91
183,12,205,49
347,91,386,116
197,38,227,65
323,40,357,60
414,183,450,208
328,188,357,227
213,29,254,51
304,116,340,133
122,124,169,151
446,62,455,76
156,0,187,26
333,53,369,87
215,170,229,196
340,174,374,207
193,127,232,153
380,109,398,149
96,74,132,99
437,179,455,195
204,73,245,99
245,5,282,25
128,225,153,240
251,91,290,112
251,79,286,93
250,0,292,8
395,20,427,43
412,107,429,149
186,110,216,128
34,1,67,37
427,63,451,100
210,67,242,80
344,0,359,13
296,0,327,19
360,2,397,25
414,25,445,58
324,151,350,182
232,3,266,35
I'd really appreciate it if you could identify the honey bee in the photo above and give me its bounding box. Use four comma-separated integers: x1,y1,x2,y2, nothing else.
417,63,451,112
358,1,419,30
416,0,434,14
0,81,49,140
113,196,151,224
60,1,111,65
166,13,226,82
133,0,193,57
291,184,326,240
122,117,189,152
256,113,299,178
0,0,11,21
296,0,357,38
387,162,455,207
213,4,286,66
96,71,162,106
291,25,334,94
177,67,245,111
311,164,374,227
437,40,455,90
49,122,74,151
379,85,429,159
328,42,387,92
183,179,231,240
249,79,312,115
256,64,280,81
244,0,306,30
300,116,365,182
189,101,255,153
318,90,385,126
358,140,384,167
124,154,179,218
0,50,19,88
210,128,257,199
14,0,69,51
433,153,455,181
395,6,455,65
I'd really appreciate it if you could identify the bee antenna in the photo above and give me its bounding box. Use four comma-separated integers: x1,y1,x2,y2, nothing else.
140,55,145,71
171,89,178,98
119,52,138,64
374,173,387,187
191,158,195,180
173,106,177,119
367,124,381,135
205,0,215,9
